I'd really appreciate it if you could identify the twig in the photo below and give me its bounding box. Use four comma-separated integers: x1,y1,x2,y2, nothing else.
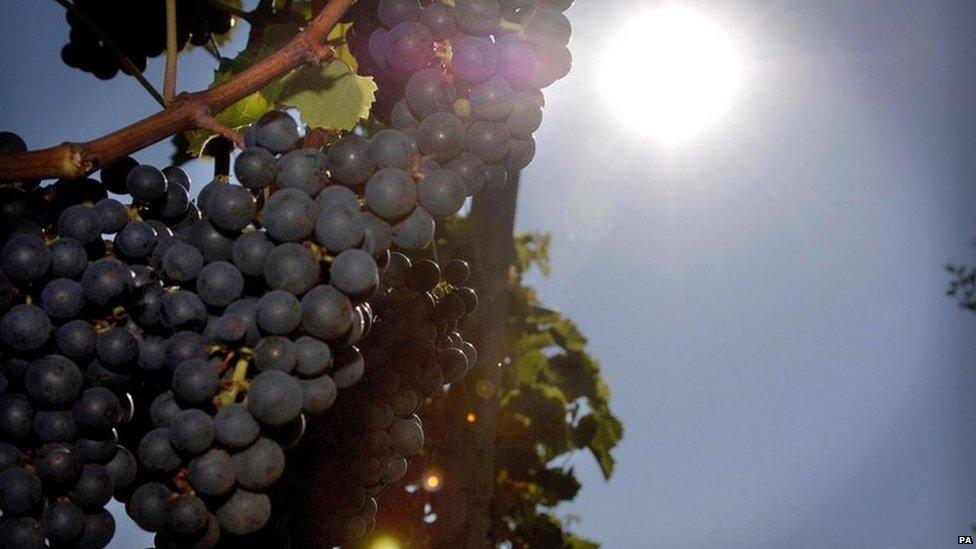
192,108,244,148
50,0,166,108
164,0,178,104
0,0,357,182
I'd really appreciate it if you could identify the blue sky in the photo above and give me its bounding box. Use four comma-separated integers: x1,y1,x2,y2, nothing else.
3,1,976,548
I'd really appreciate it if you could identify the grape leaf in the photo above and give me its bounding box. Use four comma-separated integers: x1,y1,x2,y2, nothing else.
279,60,377,131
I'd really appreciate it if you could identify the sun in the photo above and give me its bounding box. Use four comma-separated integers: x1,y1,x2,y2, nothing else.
602,5,743,145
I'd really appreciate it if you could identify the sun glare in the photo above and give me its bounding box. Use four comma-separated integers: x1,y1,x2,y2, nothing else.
603,6,742,145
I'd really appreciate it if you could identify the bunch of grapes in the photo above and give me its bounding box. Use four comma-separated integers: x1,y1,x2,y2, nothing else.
266,254,479,547
344,0,573,192
0,111,481,547
60,0,234,80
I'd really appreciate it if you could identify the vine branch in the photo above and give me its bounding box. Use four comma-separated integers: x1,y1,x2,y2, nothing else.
50,0,167,108
0,0,357,183
164,0,178,104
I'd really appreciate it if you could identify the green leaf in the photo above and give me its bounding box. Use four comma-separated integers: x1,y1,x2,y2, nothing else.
587,412,623,479
279,60,377,131
565,533,601,549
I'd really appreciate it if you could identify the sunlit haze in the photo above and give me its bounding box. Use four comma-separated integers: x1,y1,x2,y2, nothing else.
602,5,742,145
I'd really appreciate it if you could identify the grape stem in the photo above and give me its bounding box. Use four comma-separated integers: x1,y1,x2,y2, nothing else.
217,357,251,406
163,0,178,105
49,0,167,108
0,0,358,183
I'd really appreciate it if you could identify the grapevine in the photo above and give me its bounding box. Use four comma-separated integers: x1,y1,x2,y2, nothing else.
0,0,590,547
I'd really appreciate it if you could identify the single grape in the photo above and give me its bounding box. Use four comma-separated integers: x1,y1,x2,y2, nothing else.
0,233,50,283
405,68,458,119
1,304,51,351
451,35,497,84
161,290,207,330
378,0,421,27
470,75,516,120
300,374,337,414
466,121,512,162
484,164,509,194
253,111,300,154
260,188,316,242
150,182,190,220
361,212,393,258
103,446,137,495
330,249,379,298
315,184,360,214
0,466,42,516
392,206,435,249
419,2,457,41
75,432,119,465
55,320,96,360
455,0,501,36
506,136,536,171
364,168,418,222
231,230,274,277
0,131,26,152
49,237,87,279
446,152,488,196
256,290,302,335
247,370,303,427
98,156,138,195
78,510,115,549
264,243,320,295
126,165,168,203
386,21,434,73
215,489,271,536
332,345,365,389
150,392,182,428
254,336,297,373
69,464,113,510
231,437,285,490
34,410,78,442
25,355,83,407
370,129,417,170
213,404,260,450
196,261,244,307
172,358,219,405
418,112,466,161
138,428,181,475
277,149,329,197
163,165,191,191
40,277,85,319
114,220,157,259
495,34,537,90
0,517,44,549
234,147,278,190
390,98,419,129
169,409,215,456
166,494,209,536
294,336,333,378
42,500,85,544
126,482,173,532
443,259,471,284
327,135,375,188
316,207,368,258
188,448,235,497
506,93,544,135
525,7,572,50
34,443,82,490
80,258,130,307
186,219,235,263
164,331,208,371
206,183,256,232
417,168,466,216
93,198,129,234
72,387,121,433
300,285,354,340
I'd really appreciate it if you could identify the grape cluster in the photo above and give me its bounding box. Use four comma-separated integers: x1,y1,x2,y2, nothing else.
274,254,479,547
0,111,481,547
60,0,234,80
345,0,573,192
